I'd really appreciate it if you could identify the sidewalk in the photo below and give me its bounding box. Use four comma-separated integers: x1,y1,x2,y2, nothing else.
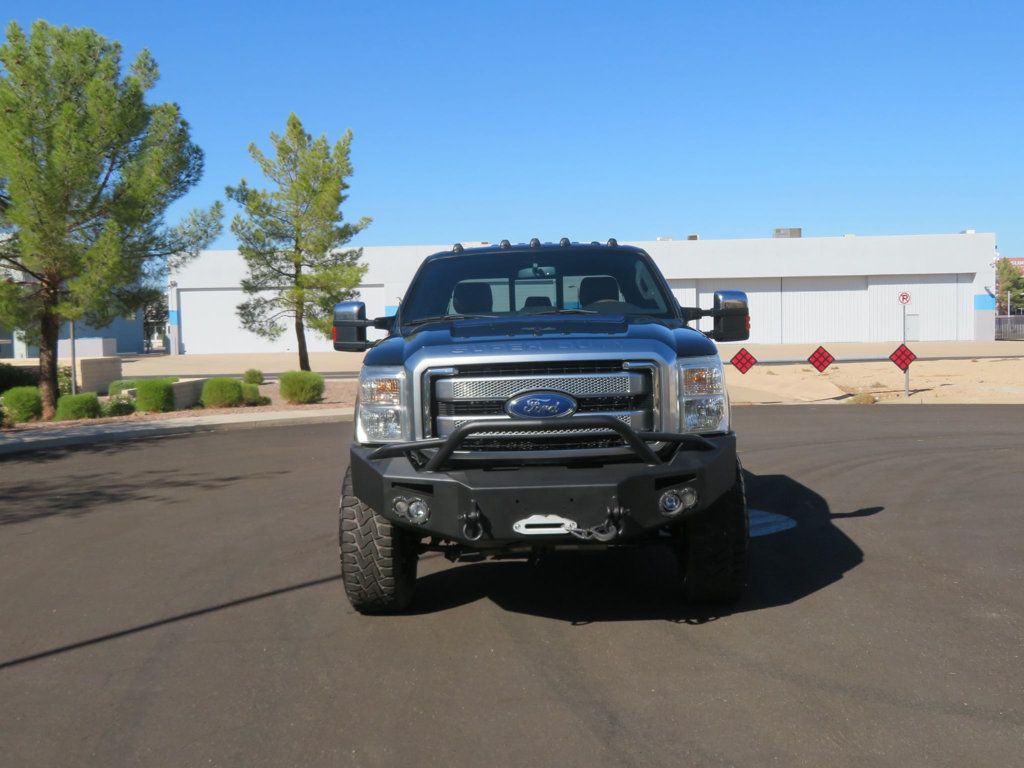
122,341,1024,379
0,407,354,456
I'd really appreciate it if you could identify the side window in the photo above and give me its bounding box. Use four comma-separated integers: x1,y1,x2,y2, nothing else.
633,262,667,312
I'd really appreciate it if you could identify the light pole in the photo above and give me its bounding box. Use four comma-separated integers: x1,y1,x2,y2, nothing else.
69,318,77,395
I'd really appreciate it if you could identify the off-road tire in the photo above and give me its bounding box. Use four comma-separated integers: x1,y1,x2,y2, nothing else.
339,466,418,613
680,462,749,604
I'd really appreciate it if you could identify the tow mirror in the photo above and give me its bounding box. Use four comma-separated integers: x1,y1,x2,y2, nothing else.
711,290,750,342
332,301,394,350
333,301,371,351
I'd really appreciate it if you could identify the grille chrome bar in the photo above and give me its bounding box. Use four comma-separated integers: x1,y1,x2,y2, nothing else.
435,409,650,438
435,371,647,401
421,367,457,439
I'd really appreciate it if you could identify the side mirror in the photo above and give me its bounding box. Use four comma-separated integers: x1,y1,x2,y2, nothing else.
332,301,372,351
711,290,750,342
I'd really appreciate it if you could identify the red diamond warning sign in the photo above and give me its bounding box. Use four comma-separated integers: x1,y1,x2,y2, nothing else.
730,348,757,374
807,346,835,373
889,343,917,371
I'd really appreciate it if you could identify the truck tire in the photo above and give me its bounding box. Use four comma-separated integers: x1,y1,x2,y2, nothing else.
339,466,418,613
680,462,749,604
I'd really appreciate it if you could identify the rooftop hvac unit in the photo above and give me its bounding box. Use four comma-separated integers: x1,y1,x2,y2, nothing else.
687,234,699,241
773,227,802,238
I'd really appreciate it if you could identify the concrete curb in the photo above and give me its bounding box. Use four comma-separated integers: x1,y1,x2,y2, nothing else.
0,408,354,457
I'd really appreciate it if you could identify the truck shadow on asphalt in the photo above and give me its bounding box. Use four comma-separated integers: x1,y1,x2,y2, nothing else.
408,470,884,623
0,435,290,525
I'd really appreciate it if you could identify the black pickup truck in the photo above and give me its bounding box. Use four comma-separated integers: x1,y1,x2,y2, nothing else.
333,238,750,613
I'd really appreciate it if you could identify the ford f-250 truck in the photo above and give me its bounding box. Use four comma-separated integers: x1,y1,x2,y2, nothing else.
332,238,750,613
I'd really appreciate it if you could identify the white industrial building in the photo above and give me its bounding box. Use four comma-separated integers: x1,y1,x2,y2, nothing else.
167,230,999,354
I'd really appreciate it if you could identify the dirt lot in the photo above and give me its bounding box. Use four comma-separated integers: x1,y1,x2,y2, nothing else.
726,356,1024,404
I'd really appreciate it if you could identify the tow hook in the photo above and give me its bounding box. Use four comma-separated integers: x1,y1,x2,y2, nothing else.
461,502,485,542
568,505,628,542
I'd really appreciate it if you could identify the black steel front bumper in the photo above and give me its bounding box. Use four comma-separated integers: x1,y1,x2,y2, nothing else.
349,416,737,547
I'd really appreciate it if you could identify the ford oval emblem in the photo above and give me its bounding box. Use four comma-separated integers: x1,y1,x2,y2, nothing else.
505,391,578,419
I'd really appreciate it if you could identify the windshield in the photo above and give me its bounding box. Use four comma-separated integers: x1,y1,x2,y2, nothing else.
400,249,676,325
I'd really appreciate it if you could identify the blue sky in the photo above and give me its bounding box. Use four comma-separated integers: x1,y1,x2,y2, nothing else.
6,1,1024,254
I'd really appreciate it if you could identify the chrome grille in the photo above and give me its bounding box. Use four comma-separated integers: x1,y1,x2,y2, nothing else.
425,361,656,446
436,372,646,401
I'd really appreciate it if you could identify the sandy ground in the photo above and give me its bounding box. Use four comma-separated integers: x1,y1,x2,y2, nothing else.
728,356,1024,404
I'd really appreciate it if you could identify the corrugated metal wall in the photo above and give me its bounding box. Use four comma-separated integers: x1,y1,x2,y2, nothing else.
781,276,869,343
671,273,971,344
866,274,962,341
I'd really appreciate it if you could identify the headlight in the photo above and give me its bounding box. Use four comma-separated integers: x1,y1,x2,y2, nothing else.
679,356,729,433
356,366,408,443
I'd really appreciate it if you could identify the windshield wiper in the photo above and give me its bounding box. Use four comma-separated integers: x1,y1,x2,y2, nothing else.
406,313,498,326
530,308,600,315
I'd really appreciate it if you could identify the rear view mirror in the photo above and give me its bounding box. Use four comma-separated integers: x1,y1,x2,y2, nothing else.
333,301,371,351
711,290,750,342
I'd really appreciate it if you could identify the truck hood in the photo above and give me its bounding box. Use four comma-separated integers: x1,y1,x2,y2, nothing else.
364,315,719,367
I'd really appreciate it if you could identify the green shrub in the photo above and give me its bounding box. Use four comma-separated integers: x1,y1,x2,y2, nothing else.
1,386,43,423
102,395,136,417
58,366,74,397
201,377,244,408
243,368,264,385
241,382,270,406
56,392,101,421
136,379,175,412
112,376,178,397
279,370,325,404
0,363,39,395
107,379,137,396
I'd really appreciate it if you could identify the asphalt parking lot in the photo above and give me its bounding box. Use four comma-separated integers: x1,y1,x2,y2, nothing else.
1,406,1022,767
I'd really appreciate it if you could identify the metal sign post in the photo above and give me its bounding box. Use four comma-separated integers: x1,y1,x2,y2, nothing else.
890,344,917,397
69,319,77,395
898,292,912,397
902,303,908,398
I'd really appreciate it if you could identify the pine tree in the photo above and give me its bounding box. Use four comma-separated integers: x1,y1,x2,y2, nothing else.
0,21,221,416
227,114,370,371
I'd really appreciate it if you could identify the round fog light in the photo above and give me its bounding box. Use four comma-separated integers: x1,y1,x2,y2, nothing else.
660,490,683,516
408,499,430,524
678,487,698,510
393,498,409,516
